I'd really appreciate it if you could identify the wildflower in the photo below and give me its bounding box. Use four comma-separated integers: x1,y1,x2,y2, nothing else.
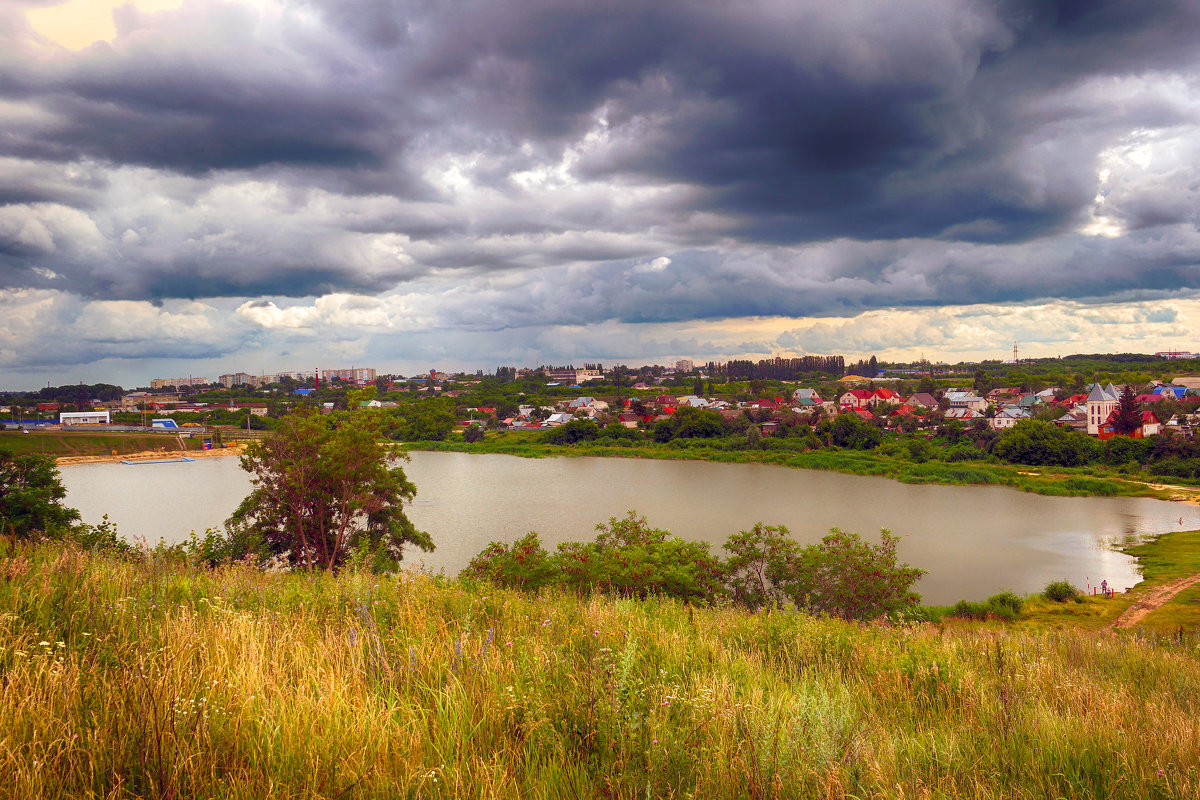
38,641,50,647
652,739,658,745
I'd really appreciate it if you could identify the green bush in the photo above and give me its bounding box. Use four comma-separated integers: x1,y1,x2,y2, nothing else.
48,516,134,556
1043,580,1079,603
1062,477,1118,496
946,593,1020,623
987,591,1024,616
949,600,990,621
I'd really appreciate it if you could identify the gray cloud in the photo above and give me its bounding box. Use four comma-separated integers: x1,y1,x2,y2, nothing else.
0,0,1199,382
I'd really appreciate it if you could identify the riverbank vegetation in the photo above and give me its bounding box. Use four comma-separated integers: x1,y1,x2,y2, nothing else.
2,534,1199,799
406,428,1187,499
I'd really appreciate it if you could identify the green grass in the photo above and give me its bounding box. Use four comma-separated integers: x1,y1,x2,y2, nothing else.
2,539,1200,798
0,431,207,458
1126,529,1200,584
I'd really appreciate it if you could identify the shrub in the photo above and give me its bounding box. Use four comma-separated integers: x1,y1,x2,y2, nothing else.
541,419,600,445
0,446,80,539
987,591,1024,616
1043,580,1079,603
942,444,982,463
1062,477,1118,496
946,595,1020,623
47,515,134,556
462,531,556,592
788,528,925,620
556,512,726,603
181,522,268,568
949,600,990,621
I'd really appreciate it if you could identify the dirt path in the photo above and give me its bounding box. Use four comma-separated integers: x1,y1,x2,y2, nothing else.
1112,572,1200,628
1132,480,1200,505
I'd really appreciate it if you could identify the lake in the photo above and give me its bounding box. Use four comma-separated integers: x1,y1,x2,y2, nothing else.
59,451,1200,605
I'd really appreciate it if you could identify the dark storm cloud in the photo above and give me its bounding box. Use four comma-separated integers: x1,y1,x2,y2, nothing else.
1,5,395,176
386,0,1200,243
0,0,1198,316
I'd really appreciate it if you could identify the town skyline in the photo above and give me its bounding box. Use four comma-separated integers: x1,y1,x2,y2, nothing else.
5,348,1200,395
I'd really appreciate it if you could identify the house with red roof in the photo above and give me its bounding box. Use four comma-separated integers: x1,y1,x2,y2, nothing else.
870,388,903,406
1098,409,1161,439
839,389,874,409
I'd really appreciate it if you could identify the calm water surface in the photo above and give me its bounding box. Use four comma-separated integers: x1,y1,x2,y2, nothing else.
59,452,1200,605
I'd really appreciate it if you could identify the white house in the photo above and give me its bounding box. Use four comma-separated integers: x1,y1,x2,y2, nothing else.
944,391,987,413
989,407,1030,430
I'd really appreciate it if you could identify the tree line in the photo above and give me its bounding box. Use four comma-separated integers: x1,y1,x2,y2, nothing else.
462,511,924,620
719,355,846,380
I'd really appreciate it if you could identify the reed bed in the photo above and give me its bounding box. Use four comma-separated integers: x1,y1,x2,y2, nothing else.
2,541,1198,799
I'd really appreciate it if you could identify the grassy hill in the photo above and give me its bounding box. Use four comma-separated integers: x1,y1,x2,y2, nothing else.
2,535,1199,799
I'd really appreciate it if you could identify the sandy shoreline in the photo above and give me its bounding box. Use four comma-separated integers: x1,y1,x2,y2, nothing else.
56,445,246,466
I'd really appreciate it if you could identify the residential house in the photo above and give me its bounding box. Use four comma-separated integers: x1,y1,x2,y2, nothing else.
839,389,874,409
987,387,1022,404
944,391,987,413
1098,410,1161,439
870,388,903,406
791,387,822,403
907,392,938,409
989,407,1030,430
943,407,983,421
1057,407,1089,433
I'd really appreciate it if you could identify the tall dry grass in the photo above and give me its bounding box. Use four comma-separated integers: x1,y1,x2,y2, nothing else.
1,540,1198,798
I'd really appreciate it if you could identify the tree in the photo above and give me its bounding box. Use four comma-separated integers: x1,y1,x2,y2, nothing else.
721,524,925,619
462,532,556,591
789,529,925,620
229,404,432,571
541,418,600,444
393,398,456,441
992,419,1099,467
1111,385,1142,436
822,413,883,449
0,446,80,538
555,511,725,602
672,406,724,438
723,523,800,610
463,425,486,444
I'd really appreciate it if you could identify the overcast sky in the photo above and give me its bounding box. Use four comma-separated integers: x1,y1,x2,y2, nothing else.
3,0,1200,389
